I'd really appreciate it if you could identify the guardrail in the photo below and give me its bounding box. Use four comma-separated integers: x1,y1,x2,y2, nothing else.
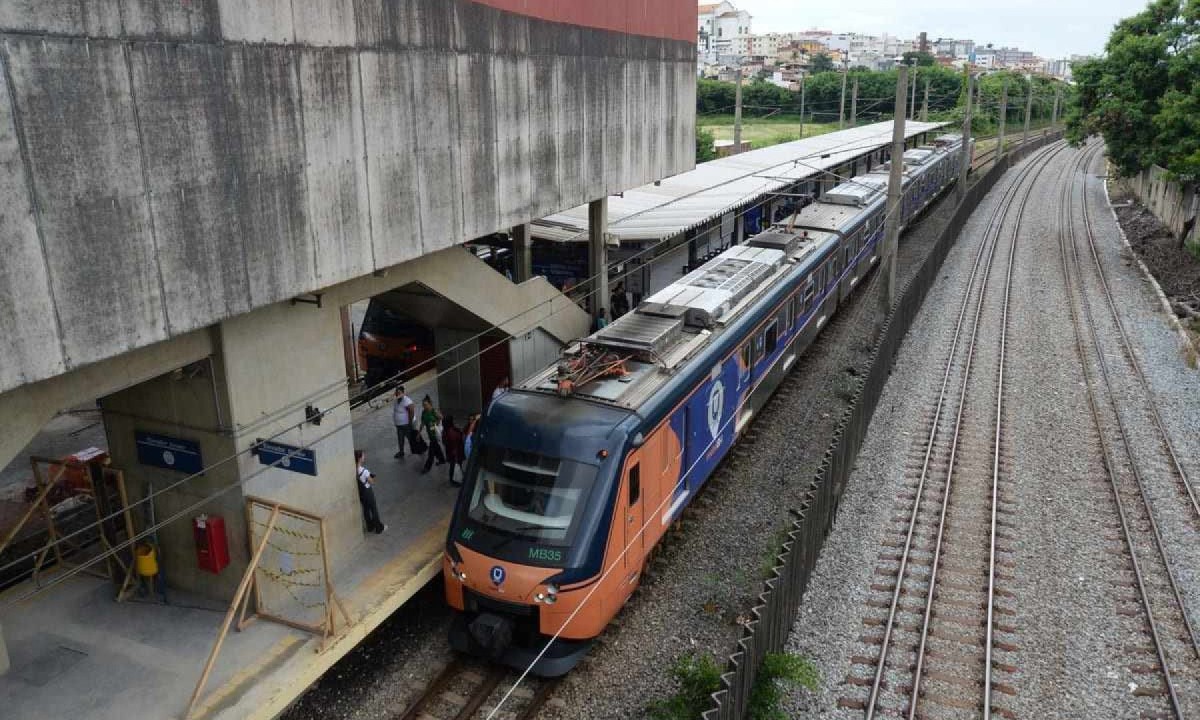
702,130,1066,720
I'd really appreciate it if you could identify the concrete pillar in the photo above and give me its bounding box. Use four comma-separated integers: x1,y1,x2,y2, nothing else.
101,298,359,603
511,224,533,283
588,198,609,322
435,328,482,420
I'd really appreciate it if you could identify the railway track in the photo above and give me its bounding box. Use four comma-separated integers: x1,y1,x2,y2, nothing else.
1057,141,1200,719
834,140,1069,719
396,658,559,720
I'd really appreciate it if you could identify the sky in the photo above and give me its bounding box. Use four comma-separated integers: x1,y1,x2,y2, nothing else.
732,0,1149,58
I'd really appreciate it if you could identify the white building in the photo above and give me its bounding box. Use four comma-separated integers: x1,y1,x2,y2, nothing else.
698,1,751,55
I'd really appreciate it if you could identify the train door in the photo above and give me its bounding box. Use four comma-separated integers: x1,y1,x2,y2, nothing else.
622,462,645,579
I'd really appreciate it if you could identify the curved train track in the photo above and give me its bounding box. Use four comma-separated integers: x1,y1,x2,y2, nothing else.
1057,141,1200,719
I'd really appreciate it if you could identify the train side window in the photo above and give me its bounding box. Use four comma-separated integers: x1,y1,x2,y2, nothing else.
765,321,779,355
740,343,751,369
628,464,640,505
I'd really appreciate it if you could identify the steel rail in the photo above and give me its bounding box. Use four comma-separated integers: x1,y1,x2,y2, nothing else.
1073,147,1200,658
863,139,1067,720
1057,142,1186,719
1071,144,1200,660
1076,154,1200,525
907,135,1052,720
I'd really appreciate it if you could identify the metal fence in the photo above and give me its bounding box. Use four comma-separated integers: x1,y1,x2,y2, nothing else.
702,131,1065,720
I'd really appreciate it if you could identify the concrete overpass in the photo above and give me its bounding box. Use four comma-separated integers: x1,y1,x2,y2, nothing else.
0,3,694,709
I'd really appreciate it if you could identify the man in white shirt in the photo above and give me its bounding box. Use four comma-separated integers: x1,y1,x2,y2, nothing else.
392,385,417,459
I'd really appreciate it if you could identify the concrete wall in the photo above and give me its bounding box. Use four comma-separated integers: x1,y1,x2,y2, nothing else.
509,328,560,385
1127,165,1200,246
101,295,358,601
0,0,696,397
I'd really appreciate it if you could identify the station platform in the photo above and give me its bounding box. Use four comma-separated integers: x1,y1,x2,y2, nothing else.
0,381,458,720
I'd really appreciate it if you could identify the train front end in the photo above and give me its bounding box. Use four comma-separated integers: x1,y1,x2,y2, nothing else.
443,390,634,677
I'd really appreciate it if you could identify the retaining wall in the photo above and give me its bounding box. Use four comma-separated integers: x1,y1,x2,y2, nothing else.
1126,165,1200,246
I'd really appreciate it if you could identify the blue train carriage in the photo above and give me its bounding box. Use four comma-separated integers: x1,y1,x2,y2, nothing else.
441,131,967,677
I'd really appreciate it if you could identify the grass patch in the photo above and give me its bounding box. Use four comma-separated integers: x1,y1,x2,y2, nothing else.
748,653,821,720
699,119,838,150
647,653,724,720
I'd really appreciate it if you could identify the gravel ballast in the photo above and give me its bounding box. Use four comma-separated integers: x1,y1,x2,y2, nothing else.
282,156,1032,720
783,143,1200,719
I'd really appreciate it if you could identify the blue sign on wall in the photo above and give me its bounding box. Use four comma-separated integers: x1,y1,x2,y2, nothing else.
255,440,318,477
135,431,204,474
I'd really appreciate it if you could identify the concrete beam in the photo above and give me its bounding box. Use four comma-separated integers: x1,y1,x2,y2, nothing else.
0,3,695,398
0,329,213,474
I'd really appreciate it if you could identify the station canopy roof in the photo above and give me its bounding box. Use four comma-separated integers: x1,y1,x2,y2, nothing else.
531,121,946,244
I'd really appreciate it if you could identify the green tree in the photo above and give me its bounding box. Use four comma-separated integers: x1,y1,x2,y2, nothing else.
902,50,936,67
1067,0,1200,179
808,52,836,73
696,127,717,163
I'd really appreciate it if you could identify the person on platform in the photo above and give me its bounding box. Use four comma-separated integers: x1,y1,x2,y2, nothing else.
610,282,630,319
491,377,510,403
420,396,447,473
464,413,480,460
392,386,418,459
442,415,466,487
355,450,386,534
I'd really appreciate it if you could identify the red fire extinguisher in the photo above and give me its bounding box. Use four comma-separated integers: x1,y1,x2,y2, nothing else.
194,514,230,574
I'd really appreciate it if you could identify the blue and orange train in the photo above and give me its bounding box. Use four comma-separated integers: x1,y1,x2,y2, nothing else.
443,133,970,675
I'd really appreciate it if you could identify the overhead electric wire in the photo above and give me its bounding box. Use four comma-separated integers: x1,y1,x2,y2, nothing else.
2,117,979,603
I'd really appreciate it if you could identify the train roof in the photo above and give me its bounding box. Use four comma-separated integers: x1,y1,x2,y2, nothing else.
518,234,835,410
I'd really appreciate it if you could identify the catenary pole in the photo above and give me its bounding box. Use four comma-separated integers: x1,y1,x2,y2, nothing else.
799,73,806,139
733,68,743,152
882,66,908,314
910,65,918,118
839,64,847,129
1052,85,1061,126
850,76,858,127
921,77,930,122
957,74,974,205
1022,79,1033,148
997,79,1008,159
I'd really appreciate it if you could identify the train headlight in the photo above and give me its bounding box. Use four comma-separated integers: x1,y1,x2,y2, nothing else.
451,564,467,582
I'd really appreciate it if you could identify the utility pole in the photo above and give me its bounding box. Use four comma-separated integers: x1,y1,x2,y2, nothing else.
839,61,848,129
957,74,974,205
733,68,744,152
1052,85,1061,126
850,76,858,127
921,78,930,122
882,66,908,314
1022,80,1033,148
909,64,918,119
997,79,1008,159
799,73,806,139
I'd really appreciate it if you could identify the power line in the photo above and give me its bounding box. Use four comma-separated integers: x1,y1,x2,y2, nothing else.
2,121,959,597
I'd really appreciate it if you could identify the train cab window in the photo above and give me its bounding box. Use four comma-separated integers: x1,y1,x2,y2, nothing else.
765,321,779,355
628,464,640,505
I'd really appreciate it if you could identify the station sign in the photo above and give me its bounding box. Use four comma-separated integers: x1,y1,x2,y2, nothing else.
254,439,318,477
136,431,204,474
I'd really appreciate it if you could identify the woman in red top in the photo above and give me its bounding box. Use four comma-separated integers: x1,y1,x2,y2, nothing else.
441,415,466,487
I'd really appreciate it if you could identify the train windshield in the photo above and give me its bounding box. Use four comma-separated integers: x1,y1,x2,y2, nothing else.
465,445,596,545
